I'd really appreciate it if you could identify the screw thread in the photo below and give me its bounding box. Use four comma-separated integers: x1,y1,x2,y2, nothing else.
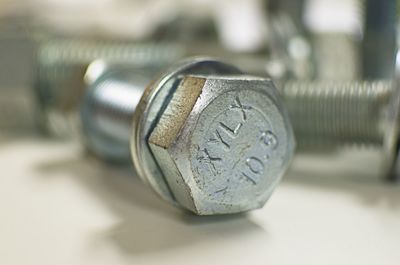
282,80,393,148
37,39,183,94
38,39,184,65
35,38,183,136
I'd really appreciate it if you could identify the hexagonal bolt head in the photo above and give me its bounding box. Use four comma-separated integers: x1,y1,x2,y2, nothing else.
148,75,295,215
83,58,295,215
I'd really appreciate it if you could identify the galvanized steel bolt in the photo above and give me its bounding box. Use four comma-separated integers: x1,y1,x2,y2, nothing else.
34,37,184,137
282,67,400,181
81,58,295,215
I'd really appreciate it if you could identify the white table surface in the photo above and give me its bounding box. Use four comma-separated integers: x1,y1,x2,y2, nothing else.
1,137,399,265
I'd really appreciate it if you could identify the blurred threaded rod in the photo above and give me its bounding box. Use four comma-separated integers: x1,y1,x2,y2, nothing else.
34,38,184,137
86,76,395,156
38,39,184,65
282,80,393,148
37,39,183,92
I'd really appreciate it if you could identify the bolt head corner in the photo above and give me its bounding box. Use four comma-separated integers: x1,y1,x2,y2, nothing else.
148,75,295,215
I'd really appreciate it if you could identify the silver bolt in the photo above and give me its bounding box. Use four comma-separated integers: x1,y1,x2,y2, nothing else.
33,37,279,138
81,58,295,215
34,37,185,137
282,64,400,181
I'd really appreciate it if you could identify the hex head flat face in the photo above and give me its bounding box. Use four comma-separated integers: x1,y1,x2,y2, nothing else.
131,58,241,205
149,75,295,215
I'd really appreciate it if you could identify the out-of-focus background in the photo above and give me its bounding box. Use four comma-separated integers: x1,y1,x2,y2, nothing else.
0,1,399,265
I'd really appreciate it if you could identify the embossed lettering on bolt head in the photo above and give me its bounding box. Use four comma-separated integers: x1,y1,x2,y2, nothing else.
149,75,295,215
131,59,242,205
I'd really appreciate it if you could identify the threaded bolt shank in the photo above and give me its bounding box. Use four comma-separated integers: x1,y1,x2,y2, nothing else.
35,38,184,137
283,80,393,148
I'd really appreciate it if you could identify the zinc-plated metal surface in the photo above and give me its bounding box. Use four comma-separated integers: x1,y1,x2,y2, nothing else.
35,38,184,137
283,80,392,147
82,58,296,215
148,75,293,214
81,66,153,162
282,57,400,181
130,59,245,204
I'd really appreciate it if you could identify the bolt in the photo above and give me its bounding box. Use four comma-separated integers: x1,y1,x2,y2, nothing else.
282,59,400,181
33,37,277,138
34,37,185,137
81,58,295,215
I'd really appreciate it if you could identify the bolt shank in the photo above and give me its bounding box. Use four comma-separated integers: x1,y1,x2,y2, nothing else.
282,80,393,148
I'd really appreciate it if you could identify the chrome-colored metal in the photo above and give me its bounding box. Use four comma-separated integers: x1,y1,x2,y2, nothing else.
131,59,244,206
283,81,393,147
282,57,400,181
81,58,295,215
34,38,184,137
